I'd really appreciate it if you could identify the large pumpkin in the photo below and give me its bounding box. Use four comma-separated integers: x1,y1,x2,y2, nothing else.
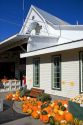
64,112,74,122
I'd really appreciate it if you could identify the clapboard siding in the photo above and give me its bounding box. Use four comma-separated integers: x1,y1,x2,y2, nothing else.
26,49,82,98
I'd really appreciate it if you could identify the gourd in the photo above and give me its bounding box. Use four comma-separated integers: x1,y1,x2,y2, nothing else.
41,103,49,110
79,120,83,125
55,121,60,125
49,116,55,125
60,106,66,111
57,102,62,107
74,118,79,125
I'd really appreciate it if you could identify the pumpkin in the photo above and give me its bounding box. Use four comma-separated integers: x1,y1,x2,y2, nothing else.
14,95,19,101
64,112,74,122
40,110,49,123
54,108,58,114
27,109,32,115
23,96,27,101
32,106,38,111
6,93,13,100
37,101,42,106
54,114,65,121
31,111,40,119
22,107,27,113
58,110,64,116
44,106,53,114
42,114,49,123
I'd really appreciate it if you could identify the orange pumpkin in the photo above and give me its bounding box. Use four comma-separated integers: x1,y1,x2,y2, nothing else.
54,114,65,121
40,110,49,124
23,96,27,101
44,106,53,114
37,101,42,107
6,93,13,100
32,106,38,111
22,107,27,113
64,112,74,122
31,111,40,119
14,95,19,101
42,115,49,123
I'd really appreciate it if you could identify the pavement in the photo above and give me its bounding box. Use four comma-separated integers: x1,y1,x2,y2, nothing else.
0,116,48,125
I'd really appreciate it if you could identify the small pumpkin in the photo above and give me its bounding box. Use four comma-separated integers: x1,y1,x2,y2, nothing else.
32,106,38,111
14,95,19,101
41,110,49,124
23,96,27,101
27,109,32,115
31,111,40,119
54,114,65,121
64,112,74,122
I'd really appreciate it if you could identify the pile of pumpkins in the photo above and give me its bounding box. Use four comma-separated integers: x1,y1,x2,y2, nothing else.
22,97,74,124
6,91,83,125
6,90,27,101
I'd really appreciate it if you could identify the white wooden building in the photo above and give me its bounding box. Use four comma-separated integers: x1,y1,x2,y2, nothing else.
1,5,83,98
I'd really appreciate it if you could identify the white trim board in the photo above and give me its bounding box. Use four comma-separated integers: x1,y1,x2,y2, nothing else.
20,39,83,58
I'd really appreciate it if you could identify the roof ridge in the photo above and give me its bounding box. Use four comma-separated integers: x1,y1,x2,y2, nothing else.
32,5,70,25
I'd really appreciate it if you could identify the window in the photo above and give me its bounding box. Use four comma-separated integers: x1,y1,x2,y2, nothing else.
80,52,83,93
33,58,40,87
52,55,61,90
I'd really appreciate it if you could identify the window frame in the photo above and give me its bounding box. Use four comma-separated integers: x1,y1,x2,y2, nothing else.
51,55,61,90
33,57,40,87
79,52,83,93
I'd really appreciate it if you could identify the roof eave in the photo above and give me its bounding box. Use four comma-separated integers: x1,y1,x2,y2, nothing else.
20,39,83,58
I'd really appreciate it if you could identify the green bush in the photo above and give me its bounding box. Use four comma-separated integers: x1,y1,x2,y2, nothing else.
25,89,31,97
37,93,52,103
20,86,27,97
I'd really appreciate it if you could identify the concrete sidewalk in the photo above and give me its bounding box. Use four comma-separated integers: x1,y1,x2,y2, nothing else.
0,116,49,125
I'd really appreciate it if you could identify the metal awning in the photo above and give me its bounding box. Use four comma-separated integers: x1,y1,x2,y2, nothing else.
20,39,83,58
0,34,30,53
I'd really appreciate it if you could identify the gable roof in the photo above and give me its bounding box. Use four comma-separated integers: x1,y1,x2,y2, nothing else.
33,5,70,25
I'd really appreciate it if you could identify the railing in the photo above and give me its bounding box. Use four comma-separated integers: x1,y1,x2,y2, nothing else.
0,80,21,92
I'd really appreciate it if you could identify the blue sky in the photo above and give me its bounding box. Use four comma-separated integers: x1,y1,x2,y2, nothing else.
0,0,83,41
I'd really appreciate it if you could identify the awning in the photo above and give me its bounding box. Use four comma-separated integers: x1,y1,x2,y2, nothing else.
0,34,30,53
20,39,83,58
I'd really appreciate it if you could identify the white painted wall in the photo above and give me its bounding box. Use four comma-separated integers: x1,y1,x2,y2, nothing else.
22,9,49,36
26,49,82,98
58,30,83,44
